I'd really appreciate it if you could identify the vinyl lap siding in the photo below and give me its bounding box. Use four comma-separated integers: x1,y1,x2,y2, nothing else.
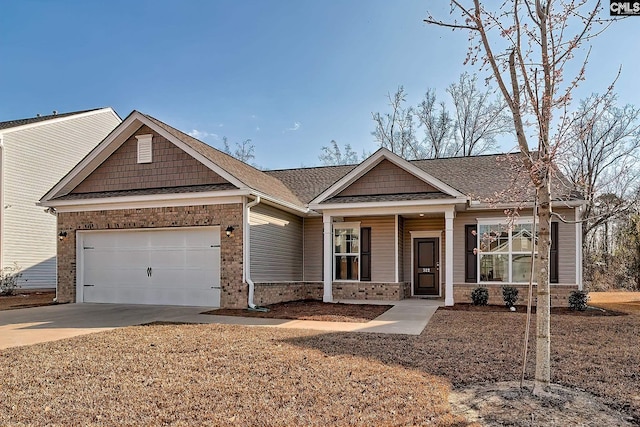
555,208,577,284
344,216,395,282
2,111,120,287
250,204,303,282
303,217,323,281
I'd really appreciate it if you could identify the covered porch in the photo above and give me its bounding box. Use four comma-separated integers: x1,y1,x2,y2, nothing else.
319,204,457,306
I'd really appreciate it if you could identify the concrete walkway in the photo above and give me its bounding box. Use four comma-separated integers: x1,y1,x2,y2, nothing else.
0,299,442,349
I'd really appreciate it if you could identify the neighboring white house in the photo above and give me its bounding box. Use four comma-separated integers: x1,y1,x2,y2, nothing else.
0,108,121,288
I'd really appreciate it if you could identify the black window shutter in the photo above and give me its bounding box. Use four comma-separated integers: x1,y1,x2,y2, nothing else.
465,224,477,283
550,222,559,283
361,227,371,281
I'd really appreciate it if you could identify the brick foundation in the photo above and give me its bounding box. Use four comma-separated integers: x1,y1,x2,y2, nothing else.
57,204,246,308
452,283,579,307
332,282,411,301
253,282,323,306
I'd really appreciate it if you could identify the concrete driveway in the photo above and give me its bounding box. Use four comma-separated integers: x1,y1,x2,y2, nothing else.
0,303,215,350
0,299,442,349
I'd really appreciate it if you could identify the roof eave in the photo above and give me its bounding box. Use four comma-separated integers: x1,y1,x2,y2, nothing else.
467,199,586,210
310,196,468,211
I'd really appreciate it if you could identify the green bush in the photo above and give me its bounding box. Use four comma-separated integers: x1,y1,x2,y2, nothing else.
502,286,519,308
568,290,589,311
470,286,489,306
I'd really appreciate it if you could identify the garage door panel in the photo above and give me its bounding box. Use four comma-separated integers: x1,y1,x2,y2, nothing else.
81,227,221,307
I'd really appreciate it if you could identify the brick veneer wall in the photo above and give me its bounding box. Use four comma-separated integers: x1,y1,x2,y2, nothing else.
253,281,413,305
57,203,247,308
333,282,411,301
253,282,323,306
453,283,578,307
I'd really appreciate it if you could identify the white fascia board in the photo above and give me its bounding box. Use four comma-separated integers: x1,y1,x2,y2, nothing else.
248,191,309,215
40,190,249,212
313,199,465,217
467,199,586,210
134,114,247,189
309,148,465,204
1,108,120,134
310,197,467,212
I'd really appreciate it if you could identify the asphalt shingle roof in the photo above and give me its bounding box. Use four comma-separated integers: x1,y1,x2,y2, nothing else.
324,192,451,204
0,108,106,131
265,164,356,205
265,154,577,205
141,113,305,208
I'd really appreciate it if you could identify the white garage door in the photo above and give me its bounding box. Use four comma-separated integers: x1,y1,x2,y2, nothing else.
80,227,220,307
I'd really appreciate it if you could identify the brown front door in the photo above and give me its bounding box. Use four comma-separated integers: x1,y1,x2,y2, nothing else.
413,238,440,296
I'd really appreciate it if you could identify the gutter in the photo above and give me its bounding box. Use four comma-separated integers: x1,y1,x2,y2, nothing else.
244,195,261,309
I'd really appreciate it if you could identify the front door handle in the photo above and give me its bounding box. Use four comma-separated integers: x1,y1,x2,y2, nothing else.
147,267,152,277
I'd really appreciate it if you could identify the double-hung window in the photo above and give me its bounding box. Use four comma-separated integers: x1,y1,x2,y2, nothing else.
334,223,360,281
478,219,537,283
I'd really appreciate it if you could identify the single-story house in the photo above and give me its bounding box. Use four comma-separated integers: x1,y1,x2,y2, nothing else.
39,110,583,308
0,108,121,288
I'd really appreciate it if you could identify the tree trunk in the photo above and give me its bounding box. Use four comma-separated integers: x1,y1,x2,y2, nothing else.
534,182,552,395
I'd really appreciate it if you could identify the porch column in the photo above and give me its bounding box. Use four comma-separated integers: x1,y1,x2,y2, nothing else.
323,213,333,302
445,209,455,306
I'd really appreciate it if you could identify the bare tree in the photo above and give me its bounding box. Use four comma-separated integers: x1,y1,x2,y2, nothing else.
318,140,360,166
371,86,423,159
415,89,455,158
447,72,512,156
426,1,614,395
562,93,640,240
222,136,255,164
378,74,511,160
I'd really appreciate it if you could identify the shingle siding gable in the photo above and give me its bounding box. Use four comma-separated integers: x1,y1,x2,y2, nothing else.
337,159,439,197
71,125,231,194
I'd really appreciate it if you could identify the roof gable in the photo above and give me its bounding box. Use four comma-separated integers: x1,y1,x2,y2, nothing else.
71,125,230,194
41,111,305,210
310,148,466,205
336,159,439,198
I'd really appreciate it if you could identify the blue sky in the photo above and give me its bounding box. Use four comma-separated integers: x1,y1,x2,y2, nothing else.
2,1,638,170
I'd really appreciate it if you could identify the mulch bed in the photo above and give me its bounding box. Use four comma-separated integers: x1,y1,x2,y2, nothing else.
442,303,626,316
0,291,56,311
203,299,392,323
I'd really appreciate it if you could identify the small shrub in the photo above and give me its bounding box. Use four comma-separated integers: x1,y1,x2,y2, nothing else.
470,286,489,306
568,290,589,311
502,286,519,308
0,263,22,296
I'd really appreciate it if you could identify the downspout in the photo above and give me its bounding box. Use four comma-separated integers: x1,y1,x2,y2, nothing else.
244,195,260,309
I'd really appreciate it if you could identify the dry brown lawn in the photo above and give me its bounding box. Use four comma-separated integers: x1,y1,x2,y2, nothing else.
589,291,640,315
0,290,56,310
0,293,638,426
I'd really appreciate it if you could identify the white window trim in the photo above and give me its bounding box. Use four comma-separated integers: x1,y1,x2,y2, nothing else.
333,221,361,282
476,217,537,284
136,134,153,163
